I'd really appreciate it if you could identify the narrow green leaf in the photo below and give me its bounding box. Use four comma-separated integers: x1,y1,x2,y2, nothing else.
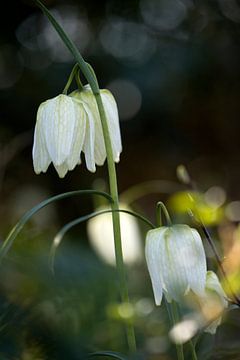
0,190,112,264
50,208,155,272
87,351,128,360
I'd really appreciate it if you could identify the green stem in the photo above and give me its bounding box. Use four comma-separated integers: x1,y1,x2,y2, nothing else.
189,341,198,360
75,69,84,91
167,300,198,360
62,63,79,94
50,208,154,272
171,301,185,360
94,94,136,352
0,190,112,263
156,202,172,227
34,0,136,352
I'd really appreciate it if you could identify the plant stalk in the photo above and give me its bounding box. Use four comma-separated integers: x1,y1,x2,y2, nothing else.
94,94,136,352
34,0,137,352
171,302,185,360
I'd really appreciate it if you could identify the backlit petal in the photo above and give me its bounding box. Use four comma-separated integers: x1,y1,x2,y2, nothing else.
145,228,166,305
66,100,86,170
71,88,106,165
186,228,207,296
32,104,51,174
42,95,76,166
160,226,189,302
82,103,96,172
54,162,69,178
101,90,122,162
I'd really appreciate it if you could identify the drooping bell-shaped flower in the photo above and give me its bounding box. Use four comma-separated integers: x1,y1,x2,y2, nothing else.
32,94,87,178
145,224,207,305
33,85,122,177
201,271,228,334
70,85,122,171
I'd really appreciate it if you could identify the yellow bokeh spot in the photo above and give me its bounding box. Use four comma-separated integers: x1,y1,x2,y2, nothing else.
168,191,224,226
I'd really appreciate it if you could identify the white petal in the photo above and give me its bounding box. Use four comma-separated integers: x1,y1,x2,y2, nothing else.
206,271,228,308
82,103,96,172
71,89,106,166
166,226,206,299
84,91,106,165
145,228,166,305
101,90,122,162
186,227,207,297
159,226,189,302
66,100,86,171
32,104,51,174
54,162,69,178
42,95,76,166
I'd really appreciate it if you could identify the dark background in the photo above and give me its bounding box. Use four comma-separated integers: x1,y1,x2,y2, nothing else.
1,1,240,359
1,0,240,205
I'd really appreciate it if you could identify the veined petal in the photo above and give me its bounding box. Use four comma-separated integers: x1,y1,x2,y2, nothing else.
32,104,51,174
82,89,106,166
145,228,166,305
186,228,207,296
160,226,189,302
71,89,106,166
66,100,86,170
166,226,206,300
54,161,69,178
41,95,76,166
82,103,96,172
101,90,122,162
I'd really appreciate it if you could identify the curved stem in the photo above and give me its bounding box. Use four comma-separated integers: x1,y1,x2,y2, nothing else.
62,63,79,94
35,0,98,92
94,93,136,352
189,341,198,360
156,202,172,227
75,69,84,91
0,190,112,263
87,351,127,360
35,0,137,351
50,208,155,272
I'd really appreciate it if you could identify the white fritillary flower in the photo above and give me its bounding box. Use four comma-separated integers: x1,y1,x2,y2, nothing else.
145,224,207,305
33,86,122,177
33,94,87,178
70,84,122,171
